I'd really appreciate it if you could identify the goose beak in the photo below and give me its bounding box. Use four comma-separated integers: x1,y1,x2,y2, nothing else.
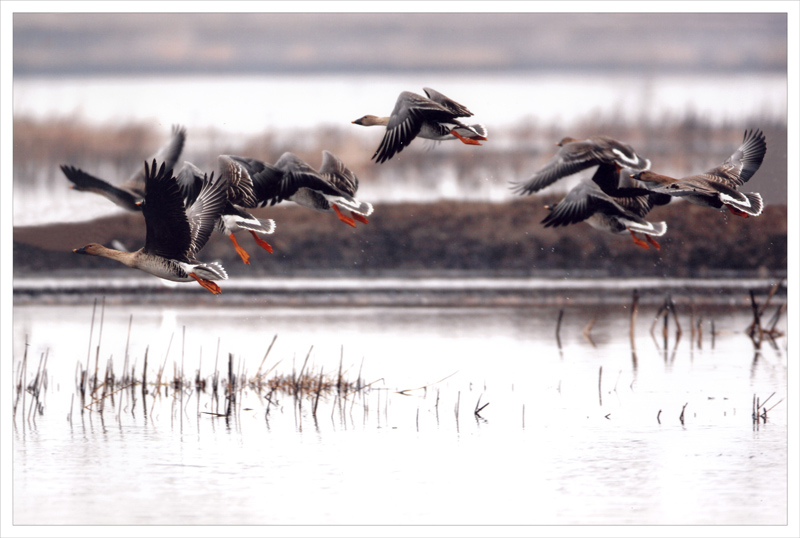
73,246,87,254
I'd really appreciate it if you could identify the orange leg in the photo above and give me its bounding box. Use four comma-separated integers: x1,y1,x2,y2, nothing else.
351,212,370,225
228,233,251,264
189,273,222,295
332,204,356,227
449,129,483,146
645,235,662,250
629,230,650,250
726,205,750,218
249,230,274,253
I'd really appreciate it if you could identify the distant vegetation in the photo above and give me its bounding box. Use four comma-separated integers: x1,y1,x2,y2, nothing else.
13,115,787,280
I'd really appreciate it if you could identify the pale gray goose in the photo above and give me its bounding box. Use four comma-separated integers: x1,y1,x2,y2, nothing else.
542,166,671,250
180,157,276,265
73,159,229,294
632,129,766,217
512,135,651,196
352,87,486,163
227,151,373,228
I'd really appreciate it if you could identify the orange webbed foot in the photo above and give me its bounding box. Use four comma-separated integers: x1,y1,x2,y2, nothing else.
228,233,251,264
190,273,222,295
629,230,650,250
450,129,482,146
645,235,662,250
351,212,370,225
249,231,274,253
332,204,357,227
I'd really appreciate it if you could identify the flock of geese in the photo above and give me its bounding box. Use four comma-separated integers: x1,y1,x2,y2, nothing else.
65,87,768,294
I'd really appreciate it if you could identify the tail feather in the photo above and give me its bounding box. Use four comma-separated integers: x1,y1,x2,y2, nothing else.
625,219,667,237
195,261,228,281
721,191,763,216
334,197,374,217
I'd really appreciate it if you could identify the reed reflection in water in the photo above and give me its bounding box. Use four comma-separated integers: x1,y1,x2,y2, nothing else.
12,298,788,526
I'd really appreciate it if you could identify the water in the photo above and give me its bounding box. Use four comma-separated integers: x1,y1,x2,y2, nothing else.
13,72,787,136
11,296,788,526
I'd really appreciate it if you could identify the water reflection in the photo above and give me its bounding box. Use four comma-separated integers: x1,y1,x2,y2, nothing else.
12,300,788,525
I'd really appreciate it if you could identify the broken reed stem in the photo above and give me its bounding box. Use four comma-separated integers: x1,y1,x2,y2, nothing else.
598,366,603,407
84,298,97,402
555,309,564,349
748,290,763,348
711,319,715,349
151,332,174,416
758,280,783,318
757,392,776,411
226,352,235,417
656,409,662,424
697,318,703,349
255,334,278,379
93,296,106,395
630,289,639,350
396,371,458,395
14,336,29,420
336,347,344,396
295,346,313,397
765,398,785,414
474,394,489,416
141,346,149,403
313,367,324,417
84,383,136,410
679,402,688,424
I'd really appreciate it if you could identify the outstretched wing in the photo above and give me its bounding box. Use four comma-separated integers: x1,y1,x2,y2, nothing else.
422,87,474,117
512,141,598,195
541,180,634,228
185,170,228,256
318,150,359,196
141,160,193,261
125,125,187,192
702,128,766,187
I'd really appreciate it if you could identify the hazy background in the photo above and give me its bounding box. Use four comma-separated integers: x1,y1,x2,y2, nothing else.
7,9,791,280
12,12,787,76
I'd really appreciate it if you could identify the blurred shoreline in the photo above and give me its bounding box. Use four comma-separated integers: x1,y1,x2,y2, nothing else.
13,199,787,284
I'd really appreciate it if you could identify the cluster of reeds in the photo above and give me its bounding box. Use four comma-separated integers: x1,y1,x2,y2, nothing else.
746,282,786,350
15,299,371,426
556,283,786,356
13,335,49,427
752,392,784,427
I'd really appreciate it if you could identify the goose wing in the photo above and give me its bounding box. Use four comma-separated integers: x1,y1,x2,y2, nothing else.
541,180,634,228
422,87,474,117
124,125,187,193
251,152,347,206
512,141,600,195
60,164,144,209
141,160,193,261
700,128,766,187
217,155,265,207
174,161,206,206
185,169,228,256
318,150,358,196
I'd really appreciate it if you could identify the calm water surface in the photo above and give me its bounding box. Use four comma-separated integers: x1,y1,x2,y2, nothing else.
11,298,788,526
